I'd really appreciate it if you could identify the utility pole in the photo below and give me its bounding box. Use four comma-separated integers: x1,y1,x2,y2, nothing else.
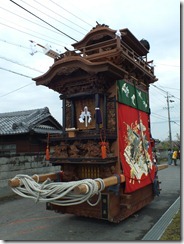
152,84,175,149
166,92,174,150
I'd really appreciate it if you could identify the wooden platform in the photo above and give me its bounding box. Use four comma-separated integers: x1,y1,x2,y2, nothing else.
46,184,154,223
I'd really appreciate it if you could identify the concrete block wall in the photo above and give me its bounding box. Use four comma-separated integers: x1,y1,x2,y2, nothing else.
0,154,60,197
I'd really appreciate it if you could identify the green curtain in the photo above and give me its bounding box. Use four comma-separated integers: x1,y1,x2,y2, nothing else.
117,80,149,113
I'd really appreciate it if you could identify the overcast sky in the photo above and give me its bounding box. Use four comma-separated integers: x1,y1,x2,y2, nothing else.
0,0,180,141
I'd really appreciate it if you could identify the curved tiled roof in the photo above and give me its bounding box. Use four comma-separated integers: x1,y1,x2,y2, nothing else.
0,107,62,135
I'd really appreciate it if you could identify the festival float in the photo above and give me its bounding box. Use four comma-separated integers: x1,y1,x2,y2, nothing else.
9,24,168,223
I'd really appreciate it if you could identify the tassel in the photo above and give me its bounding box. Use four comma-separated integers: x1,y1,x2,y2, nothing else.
99,129,107,159
100,142,107,159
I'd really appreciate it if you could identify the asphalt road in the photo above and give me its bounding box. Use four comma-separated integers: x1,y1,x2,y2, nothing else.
0,162,180,241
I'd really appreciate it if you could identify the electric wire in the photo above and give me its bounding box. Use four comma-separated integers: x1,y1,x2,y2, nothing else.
0,82,33,99
0,66,33,79
149,85,180,115
150,91,167,107
0,38,40,52
33,0,88,32
172,121,180,126
0,17,66,49
153,85,180,101
150,103,180,125
151,95,180,123
0,6,69,46
150,88,180,127
150,90,168,109
2,2,180,135
0,56,44,73
58,0,96,26
10,0,78,42
151,121,168,124
157,84,180,91
0,21,65,49
151,112,167,120
19,0,85,36
151,84,180,101
150,84,168,96
49,0,93,28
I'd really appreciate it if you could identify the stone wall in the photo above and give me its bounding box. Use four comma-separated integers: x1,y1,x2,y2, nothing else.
0,154,60,197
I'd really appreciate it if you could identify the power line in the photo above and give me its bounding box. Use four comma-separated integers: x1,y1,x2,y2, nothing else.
10,0,78,42
150,84,180,148
151,121,168,124
149,89,168,110
171,121,180,126
0,38,31,51
0,66,36,98
0,6,69,46
0,82,33,98
0,56,43,73
151,84,167,94
33,0,88,32
151,84,180,100
0,21,64,49
150,89,167,106
157,84,180,91
58,0,96,26
0,66,33,79
150,85,167,100
151,115,180,124
155,85,180,100
49,0,93,28
20,0,85,36
151,112,167,120
0,16,66,48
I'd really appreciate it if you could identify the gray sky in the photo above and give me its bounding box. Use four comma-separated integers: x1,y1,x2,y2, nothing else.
0,0,180,141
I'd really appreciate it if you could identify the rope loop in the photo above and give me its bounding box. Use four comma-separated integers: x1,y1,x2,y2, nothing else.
33,174,39,183
10,174,106,207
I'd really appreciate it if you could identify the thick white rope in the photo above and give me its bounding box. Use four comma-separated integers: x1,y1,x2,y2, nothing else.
10,174,105,206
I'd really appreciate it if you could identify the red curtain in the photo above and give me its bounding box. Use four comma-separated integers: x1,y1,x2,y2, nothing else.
118,103,156,193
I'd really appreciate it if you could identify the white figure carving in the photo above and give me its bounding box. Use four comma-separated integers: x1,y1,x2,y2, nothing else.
79,106,92,127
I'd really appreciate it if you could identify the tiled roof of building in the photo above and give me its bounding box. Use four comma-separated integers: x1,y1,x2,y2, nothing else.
0,107,62,135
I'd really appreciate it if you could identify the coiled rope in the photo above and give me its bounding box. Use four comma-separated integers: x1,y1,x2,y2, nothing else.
10,174,105,206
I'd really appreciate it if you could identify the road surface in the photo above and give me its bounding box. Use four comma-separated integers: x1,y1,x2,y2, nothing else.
0,162,180,241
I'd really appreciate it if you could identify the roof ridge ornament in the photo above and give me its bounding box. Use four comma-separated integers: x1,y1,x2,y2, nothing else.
91,22,109,31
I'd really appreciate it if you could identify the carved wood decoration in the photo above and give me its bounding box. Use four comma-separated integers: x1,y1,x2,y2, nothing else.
51,139,112,159
106,97,116,132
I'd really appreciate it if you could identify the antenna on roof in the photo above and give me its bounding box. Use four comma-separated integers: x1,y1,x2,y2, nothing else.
29,40,61,59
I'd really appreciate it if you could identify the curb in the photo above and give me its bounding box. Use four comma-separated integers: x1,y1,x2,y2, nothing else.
142,196,180,240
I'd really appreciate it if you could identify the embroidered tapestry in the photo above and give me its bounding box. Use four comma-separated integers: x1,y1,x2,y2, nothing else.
117,80,156,193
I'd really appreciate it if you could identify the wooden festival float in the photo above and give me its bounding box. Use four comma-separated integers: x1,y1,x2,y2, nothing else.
9,24,168,223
